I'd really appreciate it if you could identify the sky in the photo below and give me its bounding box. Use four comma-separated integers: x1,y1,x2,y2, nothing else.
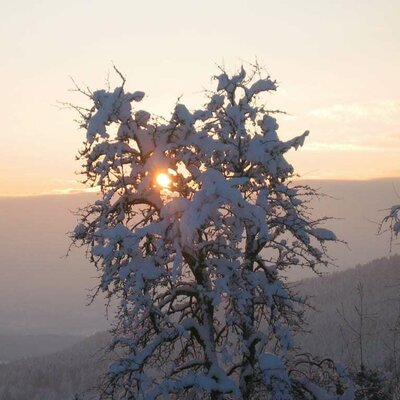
1,0,399,196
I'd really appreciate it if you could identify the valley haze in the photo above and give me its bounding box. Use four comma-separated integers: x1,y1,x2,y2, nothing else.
0,177,398,337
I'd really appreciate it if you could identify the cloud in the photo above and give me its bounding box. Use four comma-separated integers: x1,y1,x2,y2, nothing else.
309,100,400,123
54,179,79,184
303,142,399,152
45,187,100,195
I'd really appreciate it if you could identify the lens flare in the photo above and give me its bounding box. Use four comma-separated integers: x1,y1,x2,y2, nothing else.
156,173,171,188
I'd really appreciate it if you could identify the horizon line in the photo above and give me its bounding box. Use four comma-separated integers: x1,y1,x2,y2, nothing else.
2,176,400,199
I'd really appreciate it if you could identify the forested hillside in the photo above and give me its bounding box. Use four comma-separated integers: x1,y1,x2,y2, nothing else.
0,334,83,362
0,332,110,400
298,254,400,372
1,256,399,399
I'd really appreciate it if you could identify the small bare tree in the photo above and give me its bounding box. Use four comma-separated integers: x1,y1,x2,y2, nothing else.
337,283,376,372
338,282,391,400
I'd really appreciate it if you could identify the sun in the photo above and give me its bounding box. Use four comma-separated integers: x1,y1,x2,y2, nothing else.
156,173,171,188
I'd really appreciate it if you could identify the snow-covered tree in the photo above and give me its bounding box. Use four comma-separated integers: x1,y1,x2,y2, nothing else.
381,205,400,246
72,65,354,399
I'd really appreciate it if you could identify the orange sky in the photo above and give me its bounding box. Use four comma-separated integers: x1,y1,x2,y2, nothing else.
1,0,399,196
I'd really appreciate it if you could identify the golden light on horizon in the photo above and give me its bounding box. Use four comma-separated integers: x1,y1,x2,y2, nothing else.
156,172,172,188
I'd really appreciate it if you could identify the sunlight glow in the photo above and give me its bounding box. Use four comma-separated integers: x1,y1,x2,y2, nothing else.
156,173,171,188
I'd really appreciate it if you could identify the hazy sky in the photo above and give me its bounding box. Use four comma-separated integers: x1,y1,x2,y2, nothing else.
1,0,399,196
